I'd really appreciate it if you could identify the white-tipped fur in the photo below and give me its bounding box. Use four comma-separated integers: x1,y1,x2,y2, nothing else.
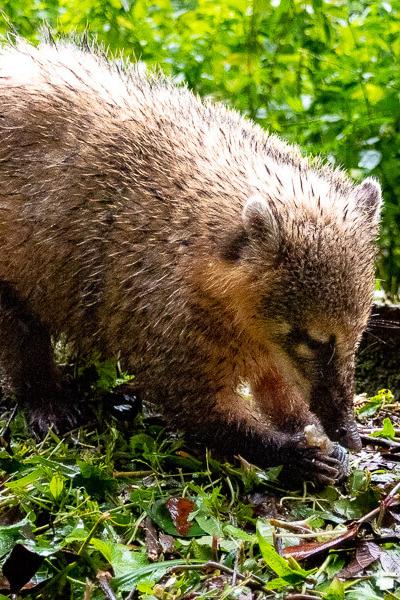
0,38,379,473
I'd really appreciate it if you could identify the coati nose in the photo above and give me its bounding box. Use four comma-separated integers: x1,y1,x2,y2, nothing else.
337,423,362,451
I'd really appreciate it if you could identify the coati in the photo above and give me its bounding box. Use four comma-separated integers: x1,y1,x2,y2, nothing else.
0,39,382,485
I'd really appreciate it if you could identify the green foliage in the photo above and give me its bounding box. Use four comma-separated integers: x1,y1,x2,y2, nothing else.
1,0,399,293
0,4,399,596
0,405,398,598
0,380,397,597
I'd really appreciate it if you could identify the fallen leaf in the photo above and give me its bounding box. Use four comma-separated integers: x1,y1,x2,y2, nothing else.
166,498,195,536
2,544,43,594
283,524,359,561
380,548,400,576
159,534,175,554
338,541,381,578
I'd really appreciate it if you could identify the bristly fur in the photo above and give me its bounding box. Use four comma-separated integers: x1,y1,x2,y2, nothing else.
0,38,382,485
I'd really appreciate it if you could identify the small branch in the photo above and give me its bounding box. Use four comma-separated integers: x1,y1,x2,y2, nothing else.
112,470,153,478
78,513,110,556
83,580,94,600
276,529,348,540
369,534,400,545
0,404,18,449
361,435,400,450
377,480,400,527
386,480,400,499
270,518,311,534
360,427,400,436
96,571,118,600
166,560,268,592
143,516,159,561
286,595,319,600
354,480,400,529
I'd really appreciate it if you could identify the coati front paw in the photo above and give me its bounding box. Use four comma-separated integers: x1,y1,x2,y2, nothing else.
29,405,79,438
329,443,349,480
282,436,348,487
25,384,81,438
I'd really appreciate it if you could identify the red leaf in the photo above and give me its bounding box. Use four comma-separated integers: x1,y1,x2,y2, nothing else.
283,524,359,561
166,497,195,536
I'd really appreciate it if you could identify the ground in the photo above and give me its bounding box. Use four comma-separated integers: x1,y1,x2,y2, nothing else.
0,362,399,599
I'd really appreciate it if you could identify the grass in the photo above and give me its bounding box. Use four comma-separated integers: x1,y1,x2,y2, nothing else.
0,364,399,600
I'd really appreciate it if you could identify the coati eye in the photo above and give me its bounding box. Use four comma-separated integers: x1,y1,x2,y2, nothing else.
293,342,315,360
288,327,336,357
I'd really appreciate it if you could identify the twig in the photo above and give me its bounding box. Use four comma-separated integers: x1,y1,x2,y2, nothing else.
270,518,311,534
143,516,159,561
360,427,400,436
83,579,94,600
166,560,268,592
78,513,110,556
360,435,400,450
351,480,400,530
386,480,400,499
96,571,117,600
369,534,400,545
231,548,239,587
276,529,348,539
377,480,400,528
0,404,18,448
112,470,153,478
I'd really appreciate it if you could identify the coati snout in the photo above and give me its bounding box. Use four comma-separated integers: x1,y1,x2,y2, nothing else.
0,39,381,486
281,326,363,452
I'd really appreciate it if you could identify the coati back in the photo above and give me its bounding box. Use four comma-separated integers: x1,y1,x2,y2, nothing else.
0,39,382,485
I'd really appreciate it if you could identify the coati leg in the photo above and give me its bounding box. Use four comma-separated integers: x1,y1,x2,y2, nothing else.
149,366,344,486
251,373,321,435
251,374,348,480
0,281,75,434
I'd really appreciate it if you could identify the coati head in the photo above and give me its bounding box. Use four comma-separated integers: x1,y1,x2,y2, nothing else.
230,172,382,451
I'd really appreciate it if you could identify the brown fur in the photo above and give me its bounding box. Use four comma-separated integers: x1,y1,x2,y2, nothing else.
0,39,382,485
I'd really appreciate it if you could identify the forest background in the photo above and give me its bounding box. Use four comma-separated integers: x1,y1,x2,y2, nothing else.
0,4,399,600
1,0,399,297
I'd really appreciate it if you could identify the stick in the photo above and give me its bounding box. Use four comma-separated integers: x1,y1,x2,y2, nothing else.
96,572,118,600
166,560,268,592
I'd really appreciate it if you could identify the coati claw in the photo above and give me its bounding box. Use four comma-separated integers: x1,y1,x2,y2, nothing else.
281,436,348,487
328,443,349,480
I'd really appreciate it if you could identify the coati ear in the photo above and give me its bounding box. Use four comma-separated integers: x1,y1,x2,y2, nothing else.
354,177,382,225
222,195,280,262
242,195,280,247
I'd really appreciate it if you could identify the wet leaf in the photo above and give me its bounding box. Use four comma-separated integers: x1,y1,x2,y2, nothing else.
371,417,396,440
166,497,195,536
2,544,44,594
113,558,204,590
380,548,400,576
358,149,382,171
0,518,32,559
338,541,381,578
91,538,148,585
283,524,359,561
256,522,308,584
49,473,64,499
322,577,345,600
150,498,205,537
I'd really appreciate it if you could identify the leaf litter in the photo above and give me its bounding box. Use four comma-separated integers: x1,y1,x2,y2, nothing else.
0,375,398,599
